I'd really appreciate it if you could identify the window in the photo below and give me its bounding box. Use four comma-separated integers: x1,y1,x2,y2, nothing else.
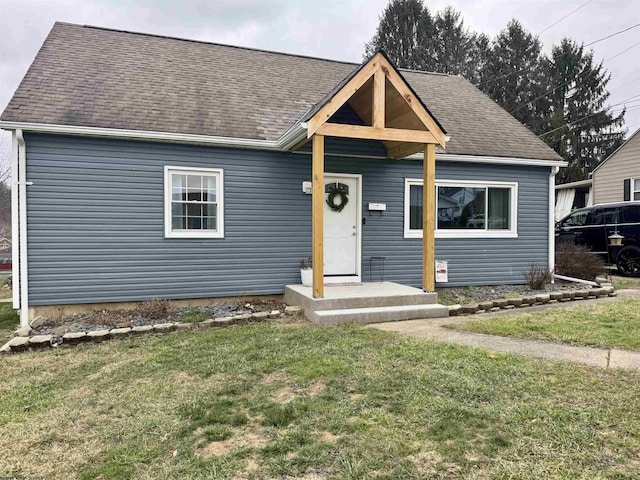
634,178,640,201
404,179,518,238
164,166,224,238
562,210,588,227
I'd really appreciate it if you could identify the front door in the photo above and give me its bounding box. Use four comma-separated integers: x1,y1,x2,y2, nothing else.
324,175,359,277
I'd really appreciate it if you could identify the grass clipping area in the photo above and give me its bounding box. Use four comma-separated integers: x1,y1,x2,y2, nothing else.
453,298,640,350
1,323,640,479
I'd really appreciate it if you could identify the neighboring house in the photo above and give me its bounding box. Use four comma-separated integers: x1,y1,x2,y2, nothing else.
555,179,593,221
0,23,565,325
592,128,640,204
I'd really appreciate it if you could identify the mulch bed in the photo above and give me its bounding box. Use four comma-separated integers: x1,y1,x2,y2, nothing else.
30,299,286,336
437,282,590,305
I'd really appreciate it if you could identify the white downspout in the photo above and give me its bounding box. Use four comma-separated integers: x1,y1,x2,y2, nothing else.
10,132,19,309
549,166,560,283
16,130,30,327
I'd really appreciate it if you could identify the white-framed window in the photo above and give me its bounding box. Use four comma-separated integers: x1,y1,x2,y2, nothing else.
404,179,518,239
633,178,640,201
164,166,224,238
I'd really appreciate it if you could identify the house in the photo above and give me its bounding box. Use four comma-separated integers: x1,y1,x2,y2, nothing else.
591,127,640,204
555,179,593,221
0,23,565,326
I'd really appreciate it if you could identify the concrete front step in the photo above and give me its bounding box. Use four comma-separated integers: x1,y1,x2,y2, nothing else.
285,283,438,312
308,304,450,326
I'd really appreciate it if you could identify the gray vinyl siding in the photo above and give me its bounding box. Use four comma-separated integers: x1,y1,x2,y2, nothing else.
25,133,550,305
593,131,640,203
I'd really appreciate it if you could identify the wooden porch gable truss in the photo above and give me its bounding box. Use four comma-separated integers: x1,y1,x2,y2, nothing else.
305,52,446,298
305,51,447,159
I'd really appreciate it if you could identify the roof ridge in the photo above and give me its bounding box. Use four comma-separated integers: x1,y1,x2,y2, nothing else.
79,23,360,67
61,22,451,78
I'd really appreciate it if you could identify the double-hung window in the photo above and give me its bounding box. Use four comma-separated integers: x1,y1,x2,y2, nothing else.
634,178,640,201
404,179,518,238
164,166,224,238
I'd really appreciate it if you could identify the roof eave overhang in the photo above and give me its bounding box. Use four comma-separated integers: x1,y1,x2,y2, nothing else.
0,120,310,152
406,151,568,167
1,121,565,167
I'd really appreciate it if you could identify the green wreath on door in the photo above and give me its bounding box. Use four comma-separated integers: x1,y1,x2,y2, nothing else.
326,185,349,212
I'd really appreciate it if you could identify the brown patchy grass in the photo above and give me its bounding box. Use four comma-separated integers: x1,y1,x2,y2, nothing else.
1,323,640,479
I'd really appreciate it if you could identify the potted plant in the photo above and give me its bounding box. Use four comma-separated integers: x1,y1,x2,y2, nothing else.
300,256,313,287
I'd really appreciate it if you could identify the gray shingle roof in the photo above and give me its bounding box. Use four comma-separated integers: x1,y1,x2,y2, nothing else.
1,22,562,161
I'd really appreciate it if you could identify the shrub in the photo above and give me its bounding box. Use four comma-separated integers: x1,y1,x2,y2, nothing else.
137,298,176,321
555,241,606,281
524,264,553,290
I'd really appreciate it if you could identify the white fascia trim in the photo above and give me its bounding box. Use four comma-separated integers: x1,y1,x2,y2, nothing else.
1,121,567,168
16,130,29,327
163,166,225,239
10,132,19,309
404,152,568,168
555,179,592,190
549,166,560,282
404,178,519,239
0,121,309,152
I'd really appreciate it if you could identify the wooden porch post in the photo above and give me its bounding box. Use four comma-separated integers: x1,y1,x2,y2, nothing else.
423,143,435,292
312,135,325,298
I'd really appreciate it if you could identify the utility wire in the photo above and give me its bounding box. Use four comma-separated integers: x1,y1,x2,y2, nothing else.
585,23,640,47
538,0,593,35
475,0,594,87
538,93,639,138
510,41,640,114
605,39,640,62
609,76,640,93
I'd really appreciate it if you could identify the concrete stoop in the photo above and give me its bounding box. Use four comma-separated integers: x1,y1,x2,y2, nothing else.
284,282,449,326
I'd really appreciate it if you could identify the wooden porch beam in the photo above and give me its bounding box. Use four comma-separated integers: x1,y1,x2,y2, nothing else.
307,54,383,137
312,134,325,298
387,142,426,160
385,67,447,148
373,69,386,129
315,123,438,144
423,143,436,292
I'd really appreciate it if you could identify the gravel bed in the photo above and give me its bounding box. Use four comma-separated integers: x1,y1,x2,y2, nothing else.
29,300,285,336
437,282,591,305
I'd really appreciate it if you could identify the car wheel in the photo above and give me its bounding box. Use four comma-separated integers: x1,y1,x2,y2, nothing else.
616,246,640,277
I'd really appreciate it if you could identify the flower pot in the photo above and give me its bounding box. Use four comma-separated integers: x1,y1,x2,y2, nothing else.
301,268,313,287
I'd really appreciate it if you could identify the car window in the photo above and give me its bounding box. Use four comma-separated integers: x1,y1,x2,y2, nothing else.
623,205,640,223
564,210,588,227
590,207,620,225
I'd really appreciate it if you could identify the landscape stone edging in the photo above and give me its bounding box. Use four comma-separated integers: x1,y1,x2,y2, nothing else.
448,285,615,317
0,309,287,355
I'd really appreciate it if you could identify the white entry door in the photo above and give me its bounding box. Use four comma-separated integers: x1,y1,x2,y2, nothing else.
324,175,360,277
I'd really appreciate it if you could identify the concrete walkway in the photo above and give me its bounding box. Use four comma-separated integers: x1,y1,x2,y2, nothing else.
370,290,640,370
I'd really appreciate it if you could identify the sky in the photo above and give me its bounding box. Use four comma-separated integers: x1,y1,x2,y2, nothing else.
1,0,639,174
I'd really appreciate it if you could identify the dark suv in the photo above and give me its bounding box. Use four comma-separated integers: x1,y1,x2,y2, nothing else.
556,202,640,276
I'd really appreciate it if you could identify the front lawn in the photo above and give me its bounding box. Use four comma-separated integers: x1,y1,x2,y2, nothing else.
1,323,640,479
0,302,18,345
612,275,640,290
451,299,640,350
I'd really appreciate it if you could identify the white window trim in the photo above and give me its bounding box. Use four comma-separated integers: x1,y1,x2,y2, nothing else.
164,166,225,239
632,177,640,201
404,178,518,239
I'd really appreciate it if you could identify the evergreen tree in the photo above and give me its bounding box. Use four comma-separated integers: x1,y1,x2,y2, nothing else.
429,7,476,78
542,39,626,182
364,0,431,69
480,20,546,129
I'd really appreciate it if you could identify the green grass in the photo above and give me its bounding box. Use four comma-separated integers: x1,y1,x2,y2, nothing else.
0,302,18,344
1,322,640,479
451,299,640,350
612,275,640,290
